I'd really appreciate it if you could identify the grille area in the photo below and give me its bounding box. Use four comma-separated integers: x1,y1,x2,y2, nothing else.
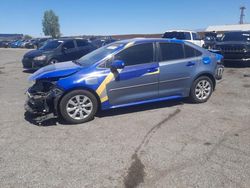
29,80,55,94
220,45,246,53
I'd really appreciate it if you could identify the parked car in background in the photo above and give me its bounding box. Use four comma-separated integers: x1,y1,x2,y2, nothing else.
24,39,36,49
215,31,250,65
0,40,10,48
22,38,96,69
91,36,116,48
25,38,224,124
32,38,51,49
163,30,205,47
10,40,20,48
20,40,29,48
203,32,218,50
17,40,26,48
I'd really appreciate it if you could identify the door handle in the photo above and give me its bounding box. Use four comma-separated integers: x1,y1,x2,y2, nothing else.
186,62,196,67
147,67,158,72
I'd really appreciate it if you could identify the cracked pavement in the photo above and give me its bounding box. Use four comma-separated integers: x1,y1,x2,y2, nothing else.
0,48,250,188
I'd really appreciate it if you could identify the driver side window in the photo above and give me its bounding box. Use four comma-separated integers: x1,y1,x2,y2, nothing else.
114,43,154,66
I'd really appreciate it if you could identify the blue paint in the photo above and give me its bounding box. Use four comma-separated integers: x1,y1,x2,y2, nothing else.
202,57,211,64
29,62,81,81
186,62,196,66
117,62,158,81
215,53,223,62
111,60,125,69
27,38,220,113
110,95,182,109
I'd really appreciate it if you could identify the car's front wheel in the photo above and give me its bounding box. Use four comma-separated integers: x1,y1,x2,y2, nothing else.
59,90,98,124
48,58,58,64
189,76,213,103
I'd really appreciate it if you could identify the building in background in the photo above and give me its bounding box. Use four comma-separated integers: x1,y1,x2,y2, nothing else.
0,34,23,41
206,24,250,33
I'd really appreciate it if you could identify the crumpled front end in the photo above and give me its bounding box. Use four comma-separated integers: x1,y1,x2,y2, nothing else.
25,80,63,115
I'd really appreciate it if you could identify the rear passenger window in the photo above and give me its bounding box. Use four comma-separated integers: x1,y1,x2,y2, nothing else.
76,40,88,47
184,45,202,58
160,43,184,61
115,43,153,66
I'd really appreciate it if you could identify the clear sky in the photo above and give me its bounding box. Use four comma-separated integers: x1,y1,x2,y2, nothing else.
0,0,249,37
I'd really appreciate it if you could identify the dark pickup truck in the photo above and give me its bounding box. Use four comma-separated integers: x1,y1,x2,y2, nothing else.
215,31,250,64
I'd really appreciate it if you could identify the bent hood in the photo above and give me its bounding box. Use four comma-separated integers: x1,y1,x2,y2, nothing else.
29,61,82,81
24,49,53,58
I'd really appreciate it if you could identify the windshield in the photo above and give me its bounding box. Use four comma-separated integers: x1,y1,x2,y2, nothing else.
39,40,63,50
163,32,191,40
76,43,125,67
221,32,250,42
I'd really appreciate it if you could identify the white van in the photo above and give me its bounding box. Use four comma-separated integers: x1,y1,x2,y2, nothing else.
163,30,205,47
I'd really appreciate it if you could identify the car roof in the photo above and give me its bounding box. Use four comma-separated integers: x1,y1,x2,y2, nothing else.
55,38,88,41
116,38,184,44
164,30,196,33
224,31,250,33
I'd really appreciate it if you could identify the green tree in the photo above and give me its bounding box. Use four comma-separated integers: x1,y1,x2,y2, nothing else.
42,10,61,38
23,35,32,39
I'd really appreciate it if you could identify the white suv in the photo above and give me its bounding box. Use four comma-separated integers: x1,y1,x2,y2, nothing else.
163,30,205,47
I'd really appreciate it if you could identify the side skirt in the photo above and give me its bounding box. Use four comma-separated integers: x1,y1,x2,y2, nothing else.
107,95,183,109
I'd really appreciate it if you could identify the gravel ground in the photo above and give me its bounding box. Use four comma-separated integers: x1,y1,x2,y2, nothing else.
0,48,250,188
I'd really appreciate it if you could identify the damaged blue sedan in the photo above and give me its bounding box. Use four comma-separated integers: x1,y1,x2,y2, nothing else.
25,38,224,124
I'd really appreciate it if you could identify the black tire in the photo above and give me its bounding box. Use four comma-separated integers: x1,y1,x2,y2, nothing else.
59,90,98,124
189,76,213,103
48,58,58,64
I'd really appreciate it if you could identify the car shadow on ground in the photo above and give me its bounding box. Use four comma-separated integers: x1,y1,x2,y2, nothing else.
24,112,61,127
24,98,186,127
22,69,35,74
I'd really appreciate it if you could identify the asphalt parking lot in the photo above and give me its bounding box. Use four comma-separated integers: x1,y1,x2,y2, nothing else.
0,48,250,188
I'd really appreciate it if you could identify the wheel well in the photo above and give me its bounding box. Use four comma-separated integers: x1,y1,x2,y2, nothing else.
194,73,216,89
48,58,58,62
58,87,101,111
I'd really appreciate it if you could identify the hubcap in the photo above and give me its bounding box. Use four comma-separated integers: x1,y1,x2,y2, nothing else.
66,95,93,120
195,80,211,100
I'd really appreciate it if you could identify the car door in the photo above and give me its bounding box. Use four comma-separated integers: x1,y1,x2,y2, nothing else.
106,42,159,106
158,42,201,98
75,39,92,59
60,40,78,61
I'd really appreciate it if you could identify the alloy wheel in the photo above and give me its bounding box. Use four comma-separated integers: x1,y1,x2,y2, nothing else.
66,95,93,120
195,80,212,100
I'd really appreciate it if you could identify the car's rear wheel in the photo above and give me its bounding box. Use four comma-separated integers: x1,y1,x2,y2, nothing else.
59,90,98,124
189,76,213,103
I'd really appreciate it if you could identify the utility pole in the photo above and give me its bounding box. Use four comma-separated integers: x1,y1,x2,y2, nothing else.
239,6,246,24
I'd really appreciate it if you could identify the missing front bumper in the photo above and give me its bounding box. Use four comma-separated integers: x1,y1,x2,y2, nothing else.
25,87,63,116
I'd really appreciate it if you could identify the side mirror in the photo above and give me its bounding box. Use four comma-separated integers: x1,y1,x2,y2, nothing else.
110,60,125,71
